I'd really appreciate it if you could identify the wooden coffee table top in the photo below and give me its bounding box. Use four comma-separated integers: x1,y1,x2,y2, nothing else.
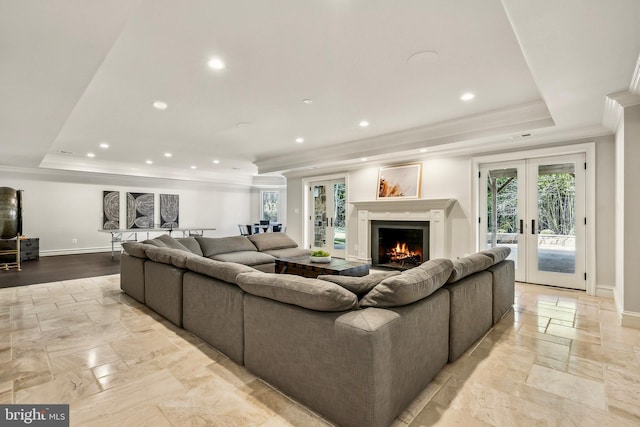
275,256,370,279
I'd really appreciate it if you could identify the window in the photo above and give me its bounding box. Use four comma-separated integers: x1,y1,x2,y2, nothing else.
261,191,279,222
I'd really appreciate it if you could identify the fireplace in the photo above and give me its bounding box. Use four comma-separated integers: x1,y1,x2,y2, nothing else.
371,221,429,270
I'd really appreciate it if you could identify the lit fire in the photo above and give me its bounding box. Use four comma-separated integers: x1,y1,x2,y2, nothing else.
386,241,422,264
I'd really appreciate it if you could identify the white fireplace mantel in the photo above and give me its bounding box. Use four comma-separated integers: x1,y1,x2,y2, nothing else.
349,198,456,262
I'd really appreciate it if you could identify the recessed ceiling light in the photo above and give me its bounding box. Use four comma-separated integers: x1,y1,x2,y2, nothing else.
420,148,428,153
99,142,109,149
87,152,95,158
303,99,313,104
164,152,172,158
153,101,168,110
359,121,369,127
213,159,220,164
295,137,304,143
460,93,475,101
208,57,225,70
360,157,368,162
236,122,250,127
190,165,197,169
145,160,153,164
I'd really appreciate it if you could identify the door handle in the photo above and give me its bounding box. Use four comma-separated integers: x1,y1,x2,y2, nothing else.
519,219,523,234
330,217,333,227
531,219,536,234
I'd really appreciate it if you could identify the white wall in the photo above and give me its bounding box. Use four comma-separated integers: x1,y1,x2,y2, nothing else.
0,167,252,255
595,140,616,290
622,105,640,313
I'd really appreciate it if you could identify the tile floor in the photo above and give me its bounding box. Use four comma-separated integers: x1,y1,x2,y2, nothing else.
1,276,639,426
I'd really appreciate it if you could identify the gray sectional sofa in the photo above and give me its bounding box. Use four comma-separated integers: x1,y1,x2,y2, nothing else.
120,233,514,427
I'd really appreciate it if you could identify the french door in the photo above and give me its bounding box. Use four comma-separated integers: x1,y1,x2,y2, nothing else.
308,179,346,258
479,154,586,289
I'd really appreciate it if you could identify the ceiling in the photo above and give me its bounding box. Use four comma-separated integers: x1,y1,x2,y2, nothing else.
1,0,639,184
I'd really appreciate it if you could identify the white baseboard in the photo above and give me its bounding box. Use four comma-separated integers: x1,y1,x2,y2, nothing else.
621,310,640,329
596,285,615,299
40,247,113,257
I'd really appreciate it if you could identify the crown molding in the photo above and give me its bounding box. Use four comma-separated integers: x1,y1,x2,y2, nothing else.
255,100,554,174
603,90,640,132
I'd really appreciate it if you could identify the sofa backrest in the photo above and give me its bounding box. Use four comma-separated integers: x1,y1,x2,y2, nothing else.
359,258,453,308
247,233,299,252
176,237,204,256
142,234,192,253
477,247,511,265
446,253,493,284
196,236,257,257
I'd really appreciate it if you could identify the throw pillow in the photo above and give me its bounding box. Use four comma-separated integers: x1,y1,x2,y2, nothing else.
318,270,401,298
478,247,511,265
360,259,453,308
447,253,493,283
237,272,358,312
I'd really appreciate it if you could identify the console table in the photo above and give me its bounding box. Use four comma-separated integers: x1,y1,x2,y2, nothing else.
99,227,216,259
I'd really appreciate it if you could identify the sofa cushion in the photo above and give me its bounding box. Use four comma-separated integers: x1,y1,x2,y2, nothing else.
196,236,257,257
247,233,298,252
145,247,200,269
263,247,310,258
478,247,511,265
210,251,275,266
143,238,166,247
176,237,204,256
122,241,156,259
185,257,256,284
359,259,454,308
237,272,358,312
447,253,494,284
318,270,401,298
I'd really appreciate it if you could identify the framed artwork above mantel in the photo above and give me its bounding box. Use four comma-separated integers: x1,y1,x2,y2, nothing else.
377,163,422,199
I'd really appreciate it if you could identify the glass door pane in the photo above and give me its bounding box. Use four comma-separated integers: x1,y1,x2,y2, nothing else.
333,182,346,250
535,163,576,274
480,162,526,282
312,184,328,249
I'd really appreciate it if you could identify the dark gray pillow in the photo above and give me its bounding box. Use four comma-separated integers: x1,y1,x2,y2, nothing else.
196,236,257,257
447,254,493,283
122,241,156,259
318,271,401,298
237,272,358,312
247,233,298,252
360,259,454,308
176,237,204,256
478,247,511,265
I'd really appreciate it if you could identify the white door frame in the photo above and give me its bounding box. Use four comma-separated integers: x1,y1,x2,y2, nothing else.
302,173,348,256
473,143,596,295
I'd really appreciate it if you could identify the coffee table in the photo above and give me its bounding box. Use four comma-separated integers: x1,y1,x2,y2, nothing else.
275,256,370,279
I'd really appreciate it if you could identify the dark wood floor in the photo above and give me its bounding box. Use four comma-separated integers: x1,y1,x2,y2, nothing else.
0,252,120,288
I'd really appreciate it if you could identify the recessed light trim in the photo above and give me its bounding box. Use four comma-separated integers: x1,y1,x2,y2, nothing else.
213,159,220,164
295,137,304,143
190,165,197,169
99,142,109,149
87,153,96,158
303,99,313,104
164,152,172,158
145,160,153,164
360,157,368,162
420,148,428,153
359,121,370,128
153,101,168,110
208,57,225,70
460,92,475,101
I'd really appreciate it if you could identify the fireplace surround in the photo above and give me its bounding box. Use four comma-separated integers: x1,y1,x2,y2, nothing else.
349,199,455,264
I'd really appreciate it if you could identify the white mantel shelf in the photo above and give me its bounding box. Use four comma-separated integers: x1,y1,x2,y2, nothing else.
349,198,456,262
349,198,456,214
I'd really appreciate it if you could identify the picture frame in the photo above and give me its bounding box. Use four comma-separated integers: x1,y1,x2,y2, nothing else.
377,163,422,199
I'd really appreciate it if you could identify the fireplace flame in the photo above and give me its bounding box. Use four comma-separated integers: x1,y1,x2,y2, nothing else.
387,241,422,263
